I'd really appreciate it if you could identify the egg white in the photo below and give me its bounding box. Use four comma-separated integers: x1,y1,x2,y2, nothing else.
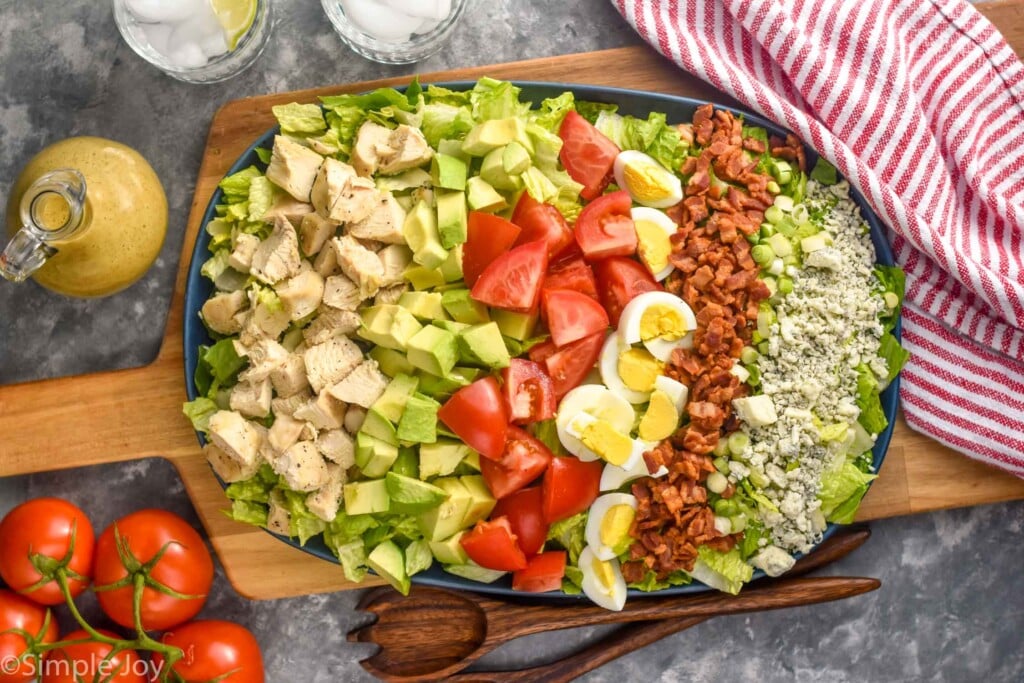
585,493,639,561
600,455,668,492
555,385,636,462
630,206,677,281
579,546,628,611
654,375,690,413
613,150,683,209
599,333,652,404
618,291,697,362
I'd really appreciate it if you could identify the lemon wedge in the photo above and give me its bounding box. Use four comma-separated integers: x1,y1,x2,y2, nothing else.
211,0,257,50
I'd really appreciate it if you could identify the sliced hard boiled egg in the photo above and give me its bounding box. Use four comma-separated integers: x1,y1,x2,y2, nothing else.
579,546,628,611
618,291,697,362
631,207,677,281
600,453,668,491
637,388,681,442
598,334,662,404
613,150,683,209
564,413,646,470
585,493,638,561
654,375,689,413
555,385,635,462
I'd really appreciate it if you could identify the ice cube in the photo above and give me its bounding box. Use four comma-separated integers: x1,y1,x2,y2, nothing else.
126,0,205,24
166,42,208,69
382,0,452,21
340,0,424,42
169,8,224,55
413,19,441,35
141,22,174,57
200,30,229,58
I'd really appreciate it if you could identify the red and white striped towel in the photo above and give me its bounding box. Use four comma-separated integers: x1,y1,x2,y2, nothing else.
612,0,1024,476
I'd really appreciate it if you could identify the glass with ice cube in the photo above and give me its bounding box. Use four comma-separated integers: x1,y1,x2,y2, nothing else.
321,0,471,64
113,0,273,83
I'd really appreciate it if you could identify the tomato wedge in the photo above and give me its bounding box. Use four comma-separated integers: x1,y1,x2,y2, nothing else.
511,193,575,258
542,456,604,524
558,111,620,200
527,338,558,365
491,487,548,556
542,256,598,302
463,211,521,287
512,550,567,592
459,518,528,572
470,240,549,312
542,289,610,347
575,190,638,261
479,426,554,499
543,331,605,399
593,256,662,325
501,359,556,424
438,377,508,460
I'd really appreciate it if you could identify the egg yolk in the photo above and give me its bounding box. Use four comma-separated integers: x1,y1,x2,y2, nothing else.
617,347,662,392
622,163,675,204
576,418,634,466
600,504,636,551
635,220,671,273
639,304,688,342
591,556,618,592
638,389,680,442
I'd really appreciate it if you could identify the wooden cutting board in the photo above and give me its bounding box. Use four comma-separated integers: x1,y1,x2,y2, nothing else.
1,0,1021,600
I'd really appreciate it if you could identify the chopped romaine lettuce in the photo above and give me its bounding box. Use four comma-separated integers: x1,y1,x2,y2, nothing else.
404,539,433,577
819,460,877,523
878,332,910,384
227,500,268,527
855,363,888,434
334,540,369,582
809,157,838,185
626,569,691,592
420,103,474,148
575,100,618,124
546,511,587,564
271,103,327,135
246,175,276,223
470,77,531,121
218,166,262,203
182,397,218,434
690,546,754,595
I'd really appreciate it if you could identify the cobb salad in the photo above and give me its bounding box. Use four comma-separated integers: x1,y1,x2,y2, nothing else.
183,78,907,610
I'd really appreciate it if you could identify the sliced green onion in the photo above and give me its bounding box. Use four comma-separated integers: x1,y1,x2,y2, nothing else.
773,195,794,212
751,244,775,265
706,472,729,494
740,346,759,365
727,432,750,455
778,276,794,295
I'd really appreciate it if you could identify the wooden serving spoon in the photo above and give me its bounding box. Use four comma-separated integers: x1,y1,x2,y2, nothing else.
349,531,878,682
443,528,871,683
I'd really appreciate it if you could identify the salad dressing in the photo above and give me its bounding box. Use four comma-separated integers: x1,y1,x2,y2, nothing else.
2,136,168,297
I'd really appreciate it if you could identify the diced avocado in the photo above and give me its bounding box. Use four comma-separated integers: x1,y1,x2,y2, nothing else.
390,446,419,478
437,138,471,163
459,475,497,527
359,305,423,350
458,322,511,369
372,373,419,423
502,141,532,175
441,289,490,324
436,190,468,249
360,407,399,446
440,244,464,282
385,472,449,514
406,325,459,378
480,146,521,191
434,319,471,335
466,176,508,213
398,291,449,322
490,308,538,342
343,479,390,515
417,366,482,400
396,392,441,444
355,432,400,478
461,118,528,157
365,540,410,595
431,154,468,191
419,439,473,479
369,347,416,378
376,168,432,193
443,562,506,583
404,199,448,269
404,265,446,291
429,531,469,565
462,450,481,472
418,477,473,541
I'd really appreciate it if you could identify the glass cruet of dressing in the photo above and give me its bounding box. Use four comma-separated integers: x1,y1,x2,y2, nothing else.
1,136,168,298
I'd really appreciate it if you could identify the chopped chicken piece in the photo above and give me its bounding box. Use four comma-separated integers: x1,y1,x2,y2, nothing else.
294,391,348,431
351,121,393,177
266,490,291,535
343,405,367,434
355,237,385,253
270,353,309,397
238,338,290,382
307,464,347,522
272,389,312,418
265,135,324,202
303,336,363,393
274,441,330,492
313,242,340,277
317,429,355,468
311,158,356,216
201,290,247,335
205,443,259,483
251,217,302,285
278,269,325,321
348,192,407,244
311,157,379,224
302,306,362,346
374,284,408,306
327,360,388,408
228,233,261,272
268,414,306,454
299,212,339,257
332,235,384,299
377,244,414,286
229,379,272,418
352,121,433,176
263,194,314,228
321,274,362,310
207,410,263,467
